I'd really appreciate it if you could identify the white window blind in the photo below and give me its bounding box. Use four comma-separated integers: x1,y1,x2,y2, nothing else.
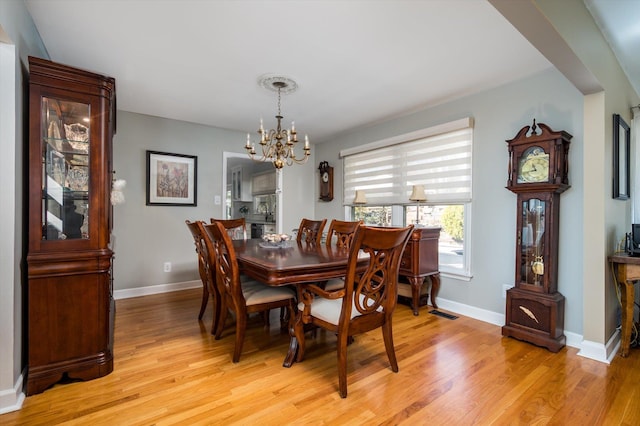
342,118,473,205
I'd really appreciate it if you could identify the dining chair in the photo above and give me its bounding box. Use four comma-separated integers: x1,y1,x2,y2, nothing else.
296,218,327,245
323,219,363,291
199,221,296,363
211,217,247,240
213,217,286,327
293,224,414,398
185,220,219,330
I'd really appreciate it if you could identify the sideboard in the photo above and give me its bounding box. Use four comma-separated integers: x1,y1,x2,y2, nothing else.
398,227,441,315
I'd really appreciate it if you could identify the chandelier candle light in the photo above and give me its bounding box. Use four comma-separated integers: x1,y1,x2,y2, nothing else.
245,75,310,169
409,185,427,226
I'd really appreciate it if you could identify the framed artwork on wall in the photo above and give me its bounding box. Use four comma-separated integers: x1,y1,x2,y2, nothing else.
146,150,197,206
613,114,630,200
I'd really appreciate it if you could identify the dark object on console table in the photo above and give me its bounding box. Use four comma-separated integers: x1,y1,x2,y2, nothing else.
26,57,116,395
608,254,640,357
398,227,441,315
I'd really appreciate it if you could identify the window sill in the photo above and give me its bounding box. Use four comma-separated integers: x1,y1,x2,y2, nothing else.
439,270,472,282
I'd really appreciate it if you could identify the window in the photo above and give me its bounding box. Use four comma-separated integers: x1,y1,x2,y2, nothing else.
343,118,473,277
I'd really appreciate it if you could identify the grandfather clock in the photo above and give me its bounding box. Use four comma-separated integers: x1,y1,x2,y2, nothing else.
502,120,571,352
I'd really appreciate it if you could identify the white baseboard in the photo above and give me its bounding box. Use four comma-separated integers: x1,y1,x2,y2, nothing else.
435,298,505,327
578,329,620,364
114,280,201,300
0,372,25,415
435,297,592,357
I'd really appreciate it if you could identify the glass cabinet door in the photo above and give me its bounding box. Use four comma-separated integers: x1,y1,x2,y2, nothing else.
520,198,545,287
41,96,90,240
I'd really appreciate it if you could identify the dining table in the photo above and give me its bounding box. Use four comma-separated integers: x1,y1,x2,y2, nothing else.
232,238,369,367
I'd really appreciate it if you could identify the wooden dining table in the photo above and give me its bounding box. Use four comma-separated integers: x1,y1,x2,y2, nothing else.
232,238,369,367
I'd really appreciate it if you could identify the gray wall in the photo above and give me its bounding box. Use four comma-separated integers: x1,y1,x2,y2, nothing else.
315,68,585,334
112,112,317,291
0,0,48,413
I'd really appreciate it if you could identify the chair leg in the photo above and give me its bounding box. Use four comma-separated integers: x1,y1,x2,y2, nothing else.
337,332,349,398
232,311,247,363
262,310,271,326
215,301,228,339
293,310,307,362
280,303,292,331
211,287,220,335
382,321,398,372
198,282,209,320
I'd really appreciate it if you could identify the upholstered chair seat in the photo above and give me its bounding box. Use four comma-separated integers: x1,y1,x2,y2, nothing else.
244,282,296,305
297,293,382,325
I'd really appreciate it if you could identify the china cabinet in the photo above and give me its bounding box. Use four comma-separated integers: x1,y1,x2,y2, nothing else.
26,57,116,394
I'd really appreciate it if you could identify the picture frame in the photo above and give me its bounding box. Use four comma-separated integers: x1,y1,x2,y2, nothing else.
146,150,197,206
613,114,630,200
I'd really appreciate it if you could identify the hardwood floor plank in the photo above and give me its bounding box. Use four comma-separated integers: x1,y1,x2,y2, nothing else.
2,288,639,425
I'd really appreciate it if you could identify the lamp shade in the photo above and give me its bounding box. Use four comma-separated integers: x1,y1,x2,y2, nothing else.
353,190,367,204
409,185,427,202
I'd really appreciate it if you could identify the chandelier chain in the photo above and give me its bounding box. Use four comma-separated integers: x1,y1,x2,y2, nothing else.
277,87,282,116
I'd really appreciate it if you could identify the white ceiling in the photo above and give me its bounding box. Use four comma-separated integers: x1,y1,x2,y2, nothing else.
24,0,639,144
584,0,640,102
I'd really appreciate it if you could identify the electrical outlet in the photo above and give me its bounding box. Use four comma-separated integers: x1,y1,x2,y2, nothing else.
163,262,171,272
502,284,511,299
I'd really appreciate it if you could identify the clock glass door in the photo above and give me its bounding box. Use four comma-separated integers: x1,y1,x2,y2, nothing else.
520,198,545,288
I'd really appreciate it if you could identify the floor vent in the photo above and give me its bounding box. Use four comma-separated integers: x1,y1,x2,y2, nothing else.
429,310,458,320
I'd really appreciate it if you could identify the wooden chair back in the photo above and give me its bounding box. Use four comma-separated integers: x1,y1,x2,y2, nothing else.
211,217,247,240
294,224,414,397
296,218,327,245
185,220,217,325
342,225,413,322
325,219,362,249
201,221,244,306
199,221,295,362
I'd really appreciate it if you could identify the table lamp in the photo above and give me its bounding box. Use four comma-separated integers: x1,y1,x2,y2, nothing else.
409,185,427,226
353,190,367,204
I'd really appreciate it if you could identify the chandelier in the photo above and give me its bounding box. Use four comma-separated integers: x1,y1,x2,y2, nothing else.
244,75,310,169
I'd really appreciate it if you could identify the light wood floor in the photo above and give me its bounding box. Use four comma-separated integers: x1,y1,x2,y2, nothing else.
2,288,640,425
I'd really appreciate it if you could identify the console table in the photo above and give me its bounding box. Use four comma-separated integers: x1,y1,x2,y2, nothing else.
609,254,640,357
399,227,441,315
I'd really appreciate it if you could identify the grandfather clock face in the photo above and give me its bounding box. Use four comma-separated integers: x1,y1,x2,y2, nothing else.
517,146,549,183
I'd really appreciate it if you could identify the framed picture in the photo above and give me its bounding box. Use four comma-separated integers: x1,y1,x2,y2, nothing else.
146,150,197,206
613,114,630,200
